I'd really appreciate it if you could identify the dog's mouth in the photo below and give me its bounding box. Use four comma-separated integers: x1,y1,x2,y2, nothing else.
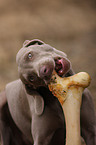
55,58,70,77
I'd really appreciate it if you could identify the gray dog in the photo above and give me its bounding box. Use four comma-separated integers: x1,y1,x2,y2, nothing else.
0,39,96,145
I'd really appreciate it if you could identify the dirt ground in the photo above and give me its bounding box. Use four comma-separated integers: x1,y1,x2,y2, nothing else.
0,0,96,144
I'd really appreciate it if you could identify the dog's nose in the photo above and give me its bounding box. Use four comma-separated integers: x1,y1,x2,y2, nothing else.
39,65,53,80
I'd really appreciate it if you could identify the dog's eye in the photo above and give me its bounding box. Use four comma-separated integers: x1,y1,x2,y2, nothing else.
28,53,32,59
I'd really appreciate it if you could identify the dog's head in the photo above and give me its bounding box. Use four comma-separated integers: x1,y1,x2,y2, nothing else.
16,39,71,94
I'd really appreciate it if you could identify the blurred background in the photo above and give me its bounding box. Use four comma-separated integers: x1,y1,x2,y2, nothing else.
0,0,96,107
0,0,96,144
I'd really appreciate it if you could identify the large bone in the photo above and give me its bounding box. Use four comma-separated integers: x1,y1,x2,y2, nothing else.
48,71,91,145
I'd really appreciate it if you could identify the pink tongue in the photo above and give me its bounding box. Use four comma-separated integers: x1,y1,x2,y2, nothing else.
55,58,70,77
55,61,62,70
58,69,64,76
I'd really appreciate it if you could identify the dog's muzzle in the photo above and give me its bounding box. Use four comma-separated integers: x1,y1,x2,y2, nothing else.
27,57,70,85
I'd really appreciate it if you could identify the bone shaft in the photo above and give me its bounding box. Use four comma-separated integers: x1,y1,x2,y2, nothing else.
62,87,83,145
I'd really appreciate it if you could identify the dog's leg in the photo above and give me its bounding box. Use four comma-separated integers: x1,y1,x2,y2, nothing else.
0,91,32,145
81,89,96,145
0,91,11,145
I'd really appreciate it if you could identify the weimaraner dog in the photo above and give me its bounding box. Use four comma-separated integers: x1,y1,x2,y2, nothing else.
0,39,96,145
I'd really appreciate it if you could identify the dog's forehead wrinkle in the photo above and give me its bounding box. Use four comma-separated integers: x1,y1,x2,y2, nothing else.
24,39,44,47
27,44,54,52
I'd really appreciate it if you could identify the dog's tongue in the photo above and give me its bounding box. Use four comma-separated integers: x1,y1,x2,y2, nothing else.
55,58,70,77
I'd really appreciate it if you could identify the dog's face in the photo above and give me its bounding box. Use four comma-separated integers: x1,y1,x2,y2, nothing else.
16,39,71,93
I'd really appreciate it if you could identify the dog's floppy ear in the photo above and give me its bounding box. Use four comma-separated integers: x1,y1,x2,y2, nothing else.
26,92,44,116
23,40,30,46
34,95,44,115
23,39,44,47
